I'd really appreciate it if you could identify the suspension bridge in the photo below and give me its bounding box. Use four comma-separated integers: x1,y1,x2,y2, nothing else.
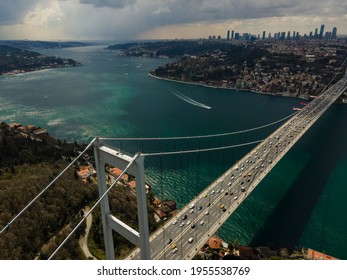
1,70,347,260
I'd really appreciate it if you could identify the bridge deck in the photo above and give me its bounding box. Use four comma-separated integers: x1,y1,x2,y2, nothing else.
127,78,347,260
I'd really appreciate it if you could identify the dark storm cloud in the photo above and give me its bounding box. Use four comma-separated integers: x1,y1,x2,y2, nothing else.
146,0,347,25
0,0,39,24
1,0,346,40
79,0,137,9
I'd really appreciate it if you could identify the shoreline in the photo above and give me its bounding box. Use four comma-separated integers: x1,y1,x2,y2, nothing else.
148,72,309,100
0,64,80,77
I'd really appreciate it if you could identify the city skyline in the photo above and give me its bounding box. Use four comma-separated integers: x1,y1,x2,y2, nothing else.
0,0,346,41
223,24,338,41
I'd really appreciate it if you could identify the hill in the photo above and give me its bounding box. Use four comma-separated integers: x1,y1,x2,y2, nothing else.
0,45,81,75
0,122,158,259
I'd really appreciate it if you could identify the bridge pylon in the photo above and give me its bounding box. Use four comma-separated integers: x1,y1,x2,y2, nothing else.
93,138,150,260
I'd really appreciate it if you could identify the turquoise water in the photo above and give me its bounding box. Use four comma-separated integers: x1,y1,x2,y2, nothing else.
1,46,346,259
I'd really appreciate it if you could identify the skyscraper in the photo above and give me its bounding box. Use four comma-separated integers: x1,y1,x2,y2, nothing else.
319,24,325,39
332,27,337,39
314,28,318,38
262,31,266,40
231,30,234,40
227,30,230,41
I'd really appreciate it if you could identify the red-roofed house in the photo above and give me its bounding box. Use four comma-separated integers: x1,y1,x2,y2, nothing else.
208,236,223,250
307,249,338,260
128,181,136,190
77,166,96,179
110,167,129,182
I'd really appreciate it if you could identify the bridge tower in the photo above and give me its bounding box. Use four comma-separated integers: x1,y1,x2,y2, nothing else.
93,139,150,260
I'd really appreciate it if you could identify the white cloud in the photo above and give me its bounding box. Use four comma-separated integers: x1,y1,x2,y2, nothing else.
23,2,64,27
152,7,170,15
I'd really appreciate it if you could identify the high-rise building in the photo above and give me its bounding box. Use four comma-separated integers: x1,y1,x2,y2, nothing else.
319,24,325,39
262,31,266,40
287,31,291,40
227,30,230,41
314,28,318,38
332,27,337,39
231,30,234,40
235,33,240,40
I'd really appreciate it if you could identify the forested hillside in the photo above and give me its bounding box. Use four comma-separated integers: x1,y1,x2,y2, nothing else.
0,123,158,259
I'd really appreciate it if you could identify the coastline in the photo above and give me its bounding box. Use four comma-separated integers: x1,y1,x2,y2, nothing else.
148,72,309,100
1,64,80,77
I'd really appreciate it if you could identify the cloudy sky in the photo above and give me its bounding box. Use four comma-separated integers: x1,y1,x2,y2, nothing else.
0,0,346,41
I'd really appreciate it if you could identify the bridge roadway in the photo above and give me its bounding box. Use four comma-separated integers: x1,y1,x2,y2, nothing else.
126,77,347,260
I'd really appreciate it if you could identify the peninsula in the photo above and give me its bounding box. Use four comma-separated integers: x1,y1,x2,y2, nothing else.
0,44,81,75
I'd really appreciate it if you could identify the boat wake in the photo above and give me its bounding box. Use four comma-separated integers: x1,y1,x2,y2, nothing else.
170,90,212,110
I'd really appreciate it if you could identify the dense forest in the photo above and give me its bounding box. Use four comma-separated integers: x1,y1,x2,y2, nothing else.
0,123,159,259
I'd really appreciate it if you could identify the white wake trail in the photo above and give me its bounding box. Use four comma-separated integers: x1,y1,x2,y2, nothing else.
170,90,212,110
